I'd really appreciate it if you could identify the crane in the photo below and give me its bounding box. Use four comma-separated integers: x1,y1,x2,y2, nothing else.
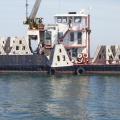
24,0,44,30
29,0,42,20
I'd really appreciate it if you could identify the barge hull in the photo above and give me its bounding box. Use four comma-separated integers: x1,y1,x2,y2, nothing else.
0,55,49,71
48,64,120,75
0,55,120,75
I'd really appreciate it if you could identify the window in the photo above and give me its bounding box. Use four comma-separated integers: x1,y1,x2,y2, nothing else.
45,31,52,40
48,27,56,30
74,17,81,23
29,35,38,40
63,17,67,23
72,48,77,57
70,32,74,41
22,46,25,50
59,49,62,53
57,56,60,61
78,32,82,44
19,40,22,44
58,32,63,39
63,55,65,61
16,46,19,50
57,17,62,23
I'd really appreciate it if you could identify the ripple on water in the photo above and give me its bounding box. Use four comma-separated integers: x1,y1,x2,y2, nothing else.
0,73,119,120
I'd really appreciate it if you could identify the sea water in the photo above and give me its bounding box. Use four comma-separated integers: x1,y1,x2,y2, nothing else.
0,73,120,120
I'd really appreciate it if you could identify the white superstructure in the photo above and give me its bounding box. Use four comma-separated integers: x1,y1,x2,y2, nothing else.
45,10,91,64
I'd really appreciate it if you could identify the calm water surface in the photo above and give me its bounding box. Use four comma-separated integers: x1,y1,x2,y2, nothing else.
0,73,120,120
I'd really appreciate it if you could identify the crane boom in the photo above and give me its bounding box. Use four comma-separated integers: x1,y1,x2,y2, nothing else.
24,0,44,30
29,0,42,19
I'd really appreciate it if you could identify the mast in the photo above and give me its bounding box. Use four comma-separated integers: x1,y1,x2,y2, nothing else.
87,14,91,62
26,0,29,19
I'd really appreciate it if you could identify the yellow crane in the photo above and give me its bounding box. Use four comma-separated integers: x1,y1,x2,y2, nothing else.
24,0,44,30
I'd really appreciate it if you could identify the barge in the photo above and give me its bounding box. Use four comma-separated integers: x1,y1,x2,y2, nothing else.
0,0,120,75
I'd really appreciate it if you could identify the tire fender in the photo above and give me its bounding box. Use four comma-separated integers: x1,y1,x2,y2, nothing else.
75,67,85,75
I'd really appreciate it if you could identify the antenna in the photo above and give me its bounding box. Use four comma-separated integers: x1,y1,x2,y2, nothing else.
26,0,29,19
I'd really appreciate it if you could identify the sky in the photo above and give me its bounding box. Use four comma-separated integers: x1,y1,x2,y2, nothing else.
0,0,120,55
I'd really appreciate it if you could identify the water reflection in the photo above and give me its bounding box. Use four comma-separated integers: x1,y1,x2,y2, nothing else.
0,73,119,120
0,73,52,119
46,75,91,120
86,76,120,120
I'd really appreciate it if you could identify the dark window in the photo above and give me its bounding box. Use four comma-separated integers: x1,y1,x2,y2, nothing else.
78,32,82,44
45,31,52,40
57,17,62,23
72,48,77,57
22,46,25,50
59,49,62,53
74,17,81,23
19,40,22,44
58,32,63,39
57,56,60,61
16,46,19,50
63,17,67,23
63,55,65,61
70,32,74,41
29,35,38,40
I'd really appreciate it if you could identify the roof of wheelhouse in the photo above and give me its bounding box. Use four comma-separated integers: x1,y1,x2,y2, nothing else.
54,10,88,17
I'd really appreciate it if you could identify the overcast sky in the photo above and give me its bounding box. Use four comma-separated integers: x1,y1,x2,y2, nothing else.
0,0,120,55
